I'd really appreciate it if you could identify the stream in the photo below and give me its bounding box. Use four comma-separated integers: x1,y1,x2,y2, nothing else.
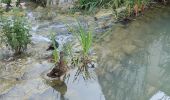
0,2,170,100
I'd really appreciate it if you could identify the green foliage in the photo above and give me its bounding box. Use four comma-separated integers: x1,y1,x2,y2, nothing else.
77,0,102,12
50,33,59,64
74,22,92,57
1,9,31,55
63,42,73,58
77,23,92,57
76,0,154,16
66,21,93,57
1,0,11,4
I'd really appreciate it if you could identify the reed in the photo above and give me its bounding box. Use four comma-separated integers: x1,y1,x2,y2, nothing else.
50,33,59,64
75,22,92,57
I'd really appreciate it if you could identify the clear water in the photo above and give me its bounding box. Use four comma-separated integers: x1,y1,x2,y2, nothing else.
96,4,170,100
0,3,170,100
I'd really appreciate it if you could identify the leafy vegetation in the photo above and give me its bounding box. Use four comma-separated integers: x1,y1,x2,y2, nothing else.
1,0,11,4
65,21,94,73
50,33,59,63
76,23,92,58
1,9,31,55
76,0,102,12
76,0,166,16
67,22,92,58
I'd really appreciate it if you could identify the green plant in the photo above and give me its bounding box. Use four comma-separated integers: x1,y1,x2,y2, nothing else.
50,33,59,63
1,9,31,55
66,21,93,58
75,22,92,58
76,0,103,13
1,0,11,4
75,0,156,17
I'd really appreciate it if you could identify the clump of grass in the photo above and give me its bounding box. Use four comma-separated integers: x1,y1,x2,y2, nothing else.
1,9,31,55
76,0,101,12
50,33,59,64
76,22,92,58
66,21,94,70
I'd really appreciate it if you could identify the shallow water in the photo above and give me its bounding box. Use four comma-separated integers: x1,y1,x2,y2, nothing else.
96,4,170,100
0,3,170,100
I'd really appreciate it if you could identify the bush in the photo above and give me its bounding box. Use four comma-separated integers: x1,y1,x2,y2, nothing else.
1,10,31,55
1,0,11,4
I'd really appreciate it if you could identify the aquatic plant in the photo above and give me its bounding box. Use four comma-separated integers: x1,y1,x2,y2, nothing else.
50,33,59,64
1,9,31,55
75,22,92,58
66,21,95,72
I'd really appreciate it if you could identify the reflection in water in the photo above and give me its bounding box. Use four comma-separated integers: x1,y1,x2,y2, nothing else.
42,67,104,100
97,5,170,100
46,80,67,100
1,3,170,100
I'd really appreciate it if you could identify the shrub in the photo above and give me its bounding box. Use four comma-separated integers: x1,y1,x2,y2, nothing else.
1,0,11,4
1,9,31,55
